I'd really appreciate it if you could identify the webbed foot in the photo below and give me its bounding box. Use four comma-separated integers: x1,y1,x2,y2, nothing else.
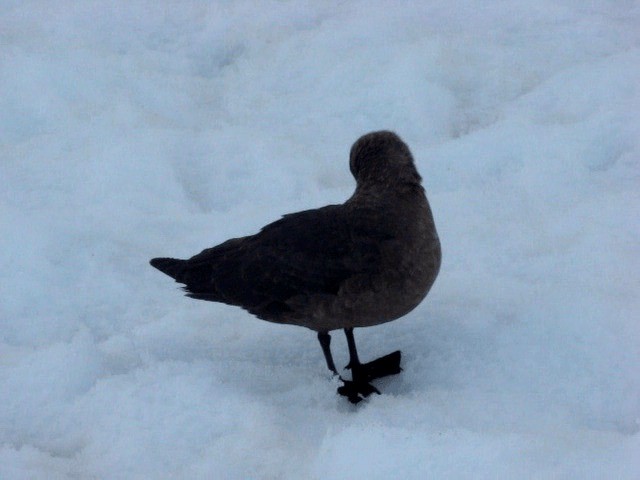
337,378,380,404
345,350,402,381
338,351,402,403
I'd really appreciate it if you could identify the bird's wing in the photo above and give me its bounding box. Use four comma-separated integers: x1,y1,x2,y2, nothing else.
181,205,393,314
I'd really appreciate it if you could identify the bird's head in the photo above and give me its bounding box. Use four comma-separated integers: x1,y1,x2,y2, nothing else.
349,131,422,187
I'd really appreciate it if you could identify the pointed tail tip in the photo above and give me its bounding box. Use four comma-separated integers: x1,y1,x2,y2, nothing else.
149,257,185,280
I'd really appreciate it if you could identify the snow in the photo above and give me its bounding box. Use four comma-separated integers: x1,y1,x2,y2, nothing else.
1,1,639,478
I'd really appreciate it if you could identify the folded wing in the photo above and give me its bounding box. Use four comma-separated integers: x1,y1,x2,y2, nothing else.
150,205,393,320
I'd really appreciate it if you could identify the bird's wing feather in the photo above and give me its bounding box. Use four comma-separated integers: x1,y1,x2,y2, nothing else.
181,205,393,311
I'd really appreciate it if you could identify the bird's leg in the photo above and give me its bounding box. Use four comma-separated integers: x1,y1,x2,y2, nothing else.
343,327,361,370
337,328,403,403
343,328,402,381
337,328,380,403
317,331,339,375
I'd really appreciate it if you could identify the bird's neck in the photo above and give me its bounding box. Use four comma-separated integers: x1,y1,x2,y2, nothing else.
348,181,425,205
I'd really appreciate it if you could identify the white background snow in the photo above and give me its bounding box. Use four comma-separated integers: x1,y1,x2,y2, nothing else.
1,1,639,478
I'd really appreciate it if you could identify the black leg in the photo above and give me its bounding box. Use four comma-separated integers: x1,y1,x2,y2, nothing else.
338,328,379,403
344,327,360,369
337,328,404,404
344,328,402,381
317,331,338,375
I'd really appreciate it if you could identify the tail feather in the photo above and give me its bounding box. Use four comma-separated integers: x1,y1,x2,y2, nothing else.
150,257,216,298
149,257,187,281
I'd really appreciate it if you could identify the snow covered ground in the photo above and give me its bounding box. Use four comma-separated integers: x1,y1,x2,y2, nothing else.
1,1,639,478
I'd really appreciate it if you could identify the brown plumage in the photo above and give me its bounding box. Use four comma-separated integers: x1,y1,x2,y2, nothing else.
150,131,441,403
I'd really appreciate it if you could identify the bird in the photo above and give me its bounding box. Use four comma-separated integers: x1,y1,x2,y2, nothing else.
150,130,441,403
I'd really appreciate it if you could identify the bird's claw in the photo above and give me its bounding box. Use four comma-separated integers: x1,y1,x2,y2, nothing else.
337,378,380,404
336,351,402,403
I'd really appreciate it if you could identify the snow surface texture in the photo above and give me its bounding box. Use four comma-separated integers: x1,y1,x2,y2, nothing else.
1,1,639,478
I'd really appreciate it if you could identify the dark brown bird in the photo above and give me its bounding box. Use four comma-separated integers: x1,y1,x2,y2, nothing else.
150,131,441,403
